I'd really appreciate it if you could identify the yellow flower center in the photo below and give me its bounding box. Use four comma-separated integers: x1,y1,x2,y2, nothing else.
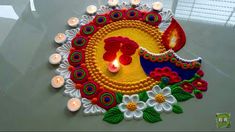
197,82,202,86
126,102,137,111
155,94,165,103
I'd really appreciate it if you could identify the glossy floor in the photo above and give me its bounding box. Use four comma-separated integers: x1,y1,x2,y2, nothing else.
0,0,234,131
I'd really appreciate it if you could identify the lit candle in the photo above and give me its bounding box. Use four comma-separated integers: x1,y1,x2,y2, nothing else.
51,75,65,88
86,5,97,15
152,2,163,11
108,0,119,7
108,59,121,73
49,53,62,65
67,98,81,112
67,17,79,27
130,0,141,6
54,33,67,44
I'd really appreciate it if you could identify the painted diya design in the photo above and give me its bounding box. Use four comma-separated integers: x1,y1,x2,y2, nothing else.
50,1,208,124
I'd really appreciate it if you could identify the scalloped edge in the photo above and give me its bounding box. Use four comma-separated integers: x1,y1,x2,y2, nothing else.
140,47,202,63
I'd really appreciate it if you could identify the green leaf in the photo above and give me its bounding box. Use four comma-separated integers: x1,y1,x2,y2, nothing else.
103,107,124,124
115,93,123,104
143,107,162,123
172,87,194,102
172,105,183,114
138,91,148,102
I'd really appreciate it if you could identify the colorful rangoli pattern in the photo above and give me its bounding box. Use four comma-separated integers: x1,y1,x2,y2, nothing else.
52,1,208,124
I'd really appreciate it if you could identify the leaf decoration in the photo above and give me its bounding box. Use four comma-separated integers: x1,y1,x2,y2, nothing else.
172,87,194,102
143,107,162,123
138,91,149,102
172,104,183,114
103,107,124,124
115,93,123,104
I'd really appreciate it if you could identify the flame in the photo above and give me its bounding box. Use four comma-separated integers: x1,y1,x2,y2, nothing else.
112,59,120,68
169,30,177,48
56,78,60,83
72,101,77,106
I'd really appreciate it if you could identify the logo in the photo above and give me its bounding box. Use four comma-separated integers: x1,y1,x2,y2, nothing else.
216,113,231,128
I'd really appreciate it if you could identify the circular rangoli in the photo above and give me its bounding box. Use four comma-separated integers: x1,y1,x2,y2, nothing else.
50,1,208,124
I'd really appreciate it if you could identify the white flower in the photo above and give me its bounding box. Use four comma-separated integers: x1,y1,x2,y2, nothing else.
82,98,106,115
56,60,71,79
118,94,147,120
64,79,81,98
56,43,72,59
146,85,177,113
65,28,80,41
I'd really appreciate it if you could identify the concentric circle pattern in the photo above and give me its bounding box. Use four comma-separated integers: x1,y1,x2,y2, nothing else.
85,20,165,94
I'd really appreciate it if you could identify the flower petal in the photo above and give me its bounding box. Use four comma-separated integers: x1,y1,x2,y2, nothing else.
82,98,90,105
162,102,172,112
66,79,74,85
146,99,157,107
73,90,81,98
154,103,163,112
152,85,161,94
124,110,134,120
136,101,147,110
133,110,143,119
162,87,171,96
165,95,177,104
118,103,127,112
83,103,92,108
147,91,155,99
101,108,106,113
90,105,96,114
130,94,139,102
123,95,131,104
83,104,93,115
64,88,76,96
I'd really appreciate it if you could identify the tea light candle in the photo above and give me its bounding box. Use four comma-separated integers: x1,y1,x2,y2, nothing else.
108,0,119,7
54,33,66,44
152,2,163,11
67,98,81,112
108,59,121,73
86,5,97,14
130,0,141,6
49,53,62,65
67,17,79,27
51,75,65,88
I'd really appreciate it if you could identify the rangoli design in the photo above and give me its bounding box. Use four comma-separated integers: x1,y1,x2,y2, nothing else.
50,1,208,124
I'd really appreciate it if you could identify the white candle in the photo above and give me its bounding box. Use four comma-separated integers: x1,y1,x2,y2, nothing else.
51,75,65,88
67,17,79,27
152,2,163,11
130,0,141,6
49,53,62,65
67,98,81,112
54,33,66,44
86,5,97,15
108,0,119,7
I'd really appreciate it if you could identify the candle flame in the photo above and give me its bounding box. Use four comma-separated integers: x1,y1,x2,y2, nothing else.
56,78,60,83
169,30,177,48
54,55,58,59
72,101,77,106
112,59,119,68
